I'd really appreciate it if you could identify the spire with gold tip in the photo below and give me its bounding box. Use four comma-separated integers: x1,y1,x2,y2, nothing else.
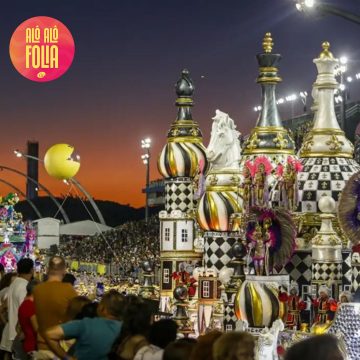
242,33,295,162
158,69,208,179
297,42,360,215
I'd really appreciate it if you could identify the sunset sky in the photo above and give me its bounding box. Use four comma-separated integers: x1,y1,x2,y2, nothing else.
0,0,359,208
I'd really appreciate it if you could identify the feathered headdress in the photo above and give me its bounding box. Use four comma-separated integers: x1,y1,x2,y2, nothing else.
246,207,296,271
254,156,273,175
338,172,360,245
287,156,303,173
276,163,284,177
244,160,256,177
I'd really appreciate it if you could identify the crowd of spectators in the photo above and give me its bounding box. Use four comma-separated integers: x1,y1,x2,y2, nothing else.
0,256,347,360
58,217,160,277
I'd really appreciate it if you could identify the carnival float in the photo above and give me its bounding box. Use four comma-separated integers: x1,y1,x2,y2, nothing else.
153,32,360,359
0,192,38,272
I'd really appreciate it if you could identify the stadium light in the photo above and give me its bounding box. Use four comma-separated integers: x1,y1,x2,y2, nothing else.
141,138,151,223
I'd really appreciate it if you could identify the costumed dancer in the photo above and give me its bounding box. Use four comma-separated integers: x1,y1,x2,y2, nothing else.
253,156,272,207
312,284,337,325
279,281,306,330
248,217,272,276
246,208,295,277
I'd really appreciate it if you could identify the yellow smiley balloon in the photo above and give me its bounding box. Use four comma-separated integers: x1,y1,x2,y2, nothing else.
44,144,80,180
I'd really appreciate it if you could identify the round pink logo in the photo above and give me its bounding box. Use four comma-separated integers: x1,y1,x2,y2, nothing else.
9,16,75,82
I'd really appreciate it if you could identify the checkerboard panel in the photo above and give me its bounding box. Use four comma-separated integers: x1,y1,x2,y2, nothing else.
277,251,312,294
224,305,237,331
165,179,194,213
298,157,360,213
352,265,360,292
312,262,342,282
343,251,352,286
204,235,237,272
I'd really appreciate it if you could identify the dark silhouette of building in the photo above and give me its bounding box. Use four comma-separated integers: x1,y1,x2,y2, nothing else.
26,141,39,200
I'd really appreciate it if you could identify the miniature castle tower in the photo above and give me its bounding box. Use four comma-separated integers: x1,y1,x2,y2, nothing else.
157,69,208,312
241,33,295,169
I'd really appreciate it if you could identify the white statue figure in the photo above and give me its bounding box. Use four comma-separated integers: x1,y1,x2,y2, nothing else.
3,232,10,245
256,319,285,360
235,319,249,332
194,237,205,253
207,109,241,170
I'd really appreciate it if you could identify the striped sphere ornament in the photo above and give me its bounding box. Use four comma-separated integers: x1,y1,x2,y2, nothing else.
158,141,208,179
234,280,285,328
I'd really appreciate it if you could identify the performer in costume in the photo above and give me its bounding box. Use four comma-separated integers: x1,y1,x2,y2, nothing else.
339,291,352,304
312,285,337,324
253,156,272,207
242,160,255,210
279,281,306,330
249,220,271,276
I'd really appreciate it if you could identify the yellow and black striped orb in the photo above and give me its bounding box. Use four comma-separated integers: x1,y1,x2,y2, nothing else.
197,190,241,232
158,141,208,179
234,280,285,328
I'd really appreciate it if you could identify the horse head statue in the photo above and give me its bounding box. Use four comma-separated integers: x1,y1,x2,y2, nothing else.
207,109,241,170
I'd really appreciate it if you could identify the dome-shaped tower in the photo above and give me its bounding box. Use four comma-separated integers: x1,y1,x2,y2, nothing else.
158,69,208,187
157,69,207,312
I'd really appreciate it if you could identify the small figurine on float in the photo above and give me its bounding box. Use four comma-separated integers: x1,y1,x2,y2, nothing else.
276,157,303,211
253,156,273,207
279,281,306,330
312,284,337,325
193,159,206,200
241,160,255,211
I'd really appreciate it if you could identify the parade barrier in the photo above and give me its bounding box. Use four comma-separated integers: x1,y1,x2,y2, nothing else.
70,260,107,275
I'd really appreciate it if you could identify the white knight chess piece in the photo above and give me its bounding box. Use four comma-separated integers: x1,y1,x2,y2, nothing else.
207,109,241,170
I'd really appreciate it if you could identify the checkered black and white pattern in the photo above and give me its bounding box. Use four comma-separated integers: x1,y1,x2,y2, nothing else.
298,157,360,213
343,251,352,286
165,178,194,213
204,233,238,272
312,262,342,282
352,265,360,292
277,251,312,293
224,305,237,331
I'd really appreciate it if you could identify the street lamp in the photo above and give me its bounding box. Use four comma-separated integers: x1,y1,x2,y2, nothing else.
141,138,151,223
300,91,308,112
295,0,360,25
